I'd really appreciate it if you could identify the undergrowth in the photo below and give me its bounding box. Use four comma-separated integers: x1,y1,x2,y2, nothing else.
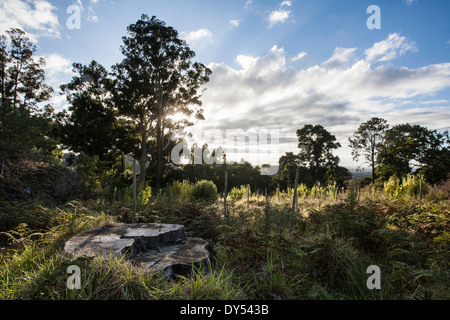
0,179,448,300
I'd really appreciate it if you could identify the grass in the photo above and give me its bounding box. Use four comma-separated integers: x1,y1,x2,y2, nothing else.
0,180,448,300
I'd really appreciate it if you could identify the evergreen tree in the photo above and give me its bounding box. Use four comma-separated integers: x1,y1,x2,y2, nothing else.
112,15,211,188
349,117,388,183
0,28,55,174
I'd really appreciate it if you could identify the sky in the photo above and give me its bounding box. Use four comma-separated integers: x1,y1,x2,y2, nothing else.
1,0,450,170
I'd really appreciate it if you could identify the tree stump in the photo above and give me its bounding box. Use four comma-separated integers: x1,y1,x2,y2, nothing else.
64,223,212,275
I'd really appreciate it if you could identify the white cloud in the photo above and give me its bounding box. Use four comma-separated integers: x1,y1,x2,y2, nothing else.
321,47,357,69
40,53,73,104
182,29,213,45
280,1,292,7
39,53,74,111
291,52,307,62
244,0,253,9
42,53,73,78
76,0,100,23
268,9,292,27
365,33,417,63
201,34,450,166
50,94,69,112
0,0,60,41
229,20,240,29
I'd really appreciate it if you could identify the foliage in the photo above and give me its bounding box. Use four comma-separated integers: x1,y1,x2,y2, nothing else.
296,124,341,184
191,180,219,202
349,117,389,183
112,14,211,187
1,180,449,300
229,185,250,201
138,185,152,205
377,124,450,184
0,29,56,173
166,180,193,200
56,61,129,162
384,174,430,199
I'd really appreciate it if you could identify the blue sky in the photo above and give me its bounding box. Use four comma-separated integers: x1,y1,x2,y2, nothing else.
1,0,450,168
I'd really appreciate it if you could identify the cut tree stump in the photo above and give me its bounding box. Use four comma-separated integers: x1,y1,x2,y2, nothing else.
64,223,212,275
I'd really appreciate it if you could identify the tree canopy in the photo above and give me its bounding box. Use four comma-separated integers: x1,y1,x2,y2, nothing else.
0,29,56,174
296,124,341,184
113,14,211,188
57,60,119,161
349,117,389,183
377,124,450,184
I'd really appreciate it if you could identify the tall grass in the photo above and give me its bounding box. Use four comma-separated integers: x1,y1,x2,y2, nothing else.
1,178,448,300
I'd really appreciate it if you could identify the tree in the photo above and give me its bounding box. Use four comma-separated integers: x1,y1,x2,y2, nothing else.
113,15,211,188
417,130,449,184
278,152,305,189
57,61,122,161
296,124,341,184
0,28,55,174
377,124,449,184
349,117,389,183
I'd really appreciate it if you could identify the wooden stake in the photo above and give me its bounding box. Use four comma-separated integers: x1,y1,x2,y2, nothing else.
265,188,268,203
132,159,136,223
292,168,299,220
224,171,228,219
419,177,423,201
247,185,250,209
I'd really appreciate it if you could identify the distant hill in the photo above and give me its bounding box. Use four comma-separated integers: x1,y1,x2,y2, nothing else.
346,166,372,180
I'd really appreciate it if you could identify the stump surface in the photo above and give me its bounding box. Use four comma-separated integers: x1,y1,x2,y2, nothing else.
64,223,211,274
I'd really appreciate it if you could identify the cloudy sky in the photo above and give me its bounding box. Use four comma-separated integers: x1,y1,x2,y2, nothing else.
1,0,450,168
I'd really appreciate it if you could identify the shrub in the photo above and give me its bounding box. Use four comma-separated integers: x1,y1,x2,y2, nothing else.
327,182,338,200
229,185,250,201
297,184,309,198
166,180,193,200
384,174,430,199
384,175,400,197
138,186,152,205
311,184,326,197
191,180,219,202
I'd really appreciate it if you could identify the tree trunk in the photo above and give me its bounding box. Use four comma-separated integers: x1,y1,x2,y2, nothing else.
371,157,375,184
0,155,4,176
121,154,125,174
139,130,147,187
371,144,376,184
155,115,163,190
155,84,164,191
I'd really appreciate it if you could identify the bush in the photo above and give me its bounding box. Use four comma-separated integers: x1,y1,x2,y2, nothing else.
191,180,219,202
384,175,400,197
229,185,250,201
138,186,152,205
166,180,193,200
297,184,309,198
384,174,430,199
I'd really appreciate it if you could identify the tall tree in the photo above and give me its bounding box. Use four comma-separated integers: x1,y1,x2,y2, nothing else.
0,28,54,174
296,124,341,184
57,60,126,161
348,117,389,183
377,124,449,184
113,15,211,188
